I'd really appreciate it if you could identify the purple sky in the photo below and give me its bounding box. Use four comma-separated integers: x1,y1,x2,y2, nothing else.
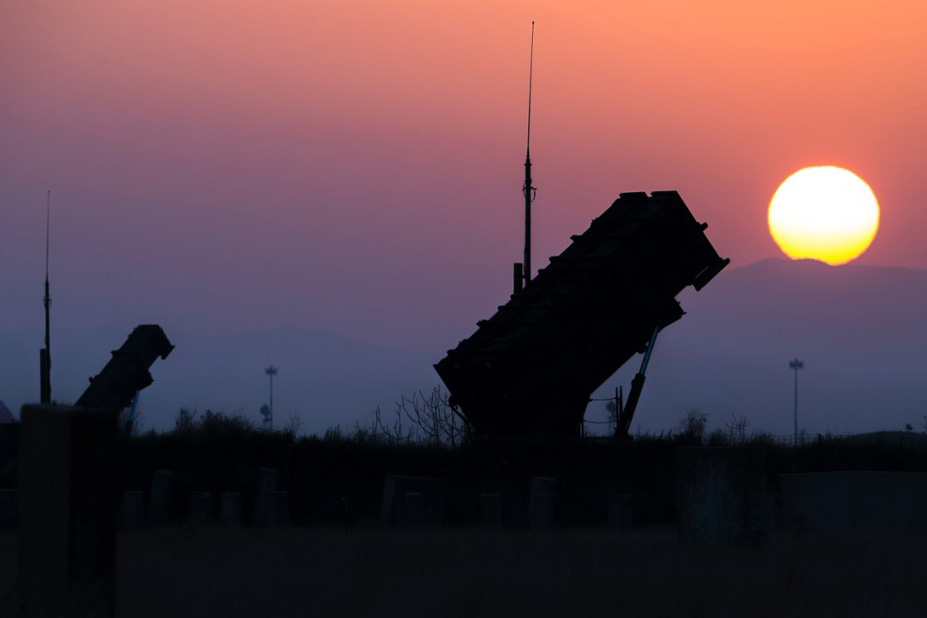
3,1,927,433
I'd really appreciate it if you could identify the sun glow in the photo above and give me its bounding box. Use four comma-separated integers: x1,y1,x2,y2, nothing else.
768,166,879,266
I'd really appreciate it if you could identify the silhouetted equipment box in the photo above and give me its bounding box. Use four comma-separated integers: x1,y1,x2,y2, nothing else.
76,324,174,416
435,191,728,436
18,405,118,617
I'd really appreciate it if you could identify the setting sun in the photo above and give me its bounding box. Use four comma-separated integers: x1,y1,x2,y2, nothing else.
768,166,880,266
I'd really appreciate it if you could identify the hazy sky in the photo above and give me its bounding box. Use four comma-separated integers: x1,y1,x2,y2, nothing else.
3,0,926,355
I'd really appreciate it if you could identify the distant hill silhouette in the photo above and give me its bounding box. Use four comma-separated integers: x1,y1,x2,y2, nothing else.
680,258,927,345
0,327,436,432
142,328,437,432
587,258,927,436
3,258,927,436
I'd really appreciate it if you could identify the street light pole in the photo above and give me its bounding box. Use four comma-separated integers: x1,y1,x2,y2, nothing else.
789,358,804,445
265,365,278,430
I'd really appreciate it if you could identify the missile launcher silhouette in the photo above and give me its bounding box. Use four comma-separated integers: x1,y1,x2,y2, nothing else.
76,325,174,416
435,191,728,436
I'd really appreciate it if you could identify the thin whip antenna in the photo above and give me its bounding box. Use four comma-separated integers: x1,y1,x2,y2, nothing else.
45,190,50,282
522,21,536,285
526,21,535,154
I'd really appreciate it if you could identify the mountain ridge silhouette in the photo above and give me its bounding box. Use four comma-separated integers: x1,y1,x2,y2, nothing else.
591,257,927,435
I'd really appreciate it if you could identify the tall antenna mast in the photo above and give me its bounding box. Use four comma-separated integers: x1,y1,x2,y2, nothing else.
523,21,537,285
514,21,537,294
40,190,52,404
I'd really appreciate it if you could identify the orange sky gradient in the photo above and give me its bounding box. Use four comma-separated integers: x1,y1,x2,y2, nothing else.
2,0,927,349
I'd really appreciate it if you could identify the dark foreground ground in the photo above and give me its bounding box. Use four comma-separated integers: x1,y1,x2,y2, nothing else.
2,527,926,617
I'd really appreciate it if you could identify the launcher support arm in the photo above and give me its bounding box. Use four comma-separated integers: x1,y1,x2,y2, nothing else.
616,326,661,438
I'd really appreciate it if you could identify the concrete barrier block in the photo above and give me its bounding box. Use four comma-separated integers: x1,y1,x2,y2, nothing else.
606,494,633,531
380,476,446,526
0,489,16,531
149,469,174,526
219,491,242,527
253,467,278,526
676,448,768,546
121,490,144,529
480,493,502,528
528,477,556,530
402,491,425,528
781,471,927,534
265,491,289,527
190,491,213,525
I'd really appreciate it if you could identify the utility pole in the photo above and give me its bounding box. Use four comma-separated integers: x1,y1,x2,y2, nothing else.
264,365,278,430
789,358,804,445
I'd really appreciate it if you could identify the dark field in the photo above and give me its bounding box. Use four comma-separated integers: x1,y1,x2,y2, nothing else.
3,527,926,617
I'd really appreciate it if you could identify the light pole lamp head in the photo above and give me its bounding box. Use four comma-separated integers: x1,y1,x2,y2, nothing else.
265,366,278,378
789,359,804,370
